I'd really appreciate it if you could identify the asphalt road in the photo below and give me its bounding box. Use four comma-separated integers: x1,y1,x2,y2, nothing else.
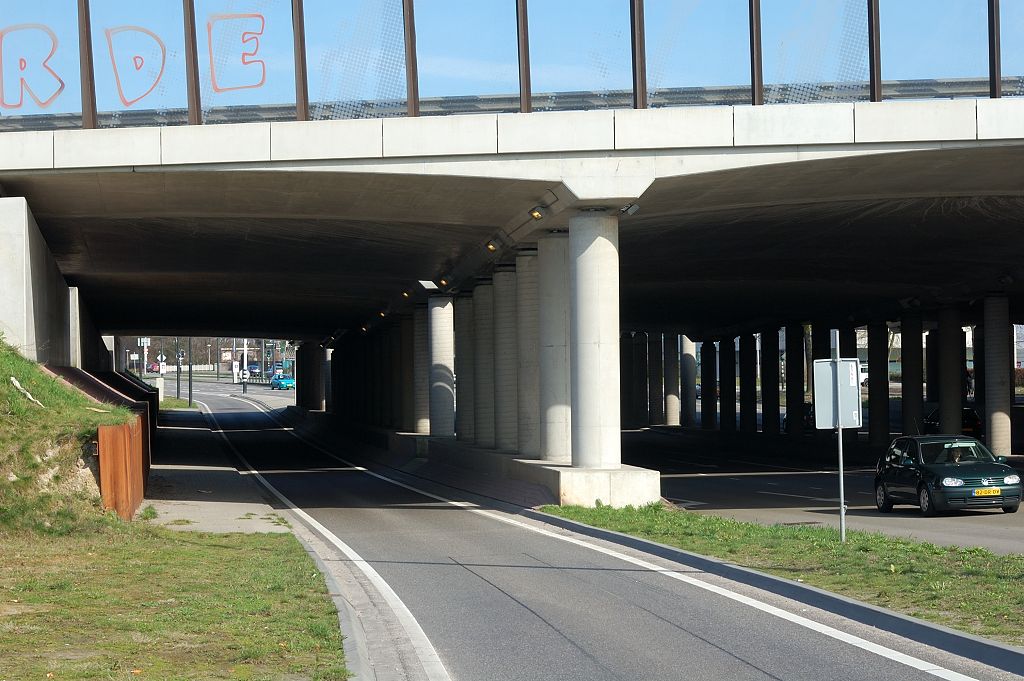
169,390,1018,681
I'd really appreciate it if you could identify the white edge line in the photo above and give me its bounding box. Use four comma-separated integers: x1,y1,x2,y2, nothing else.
194,399,453,681
222,395,980,681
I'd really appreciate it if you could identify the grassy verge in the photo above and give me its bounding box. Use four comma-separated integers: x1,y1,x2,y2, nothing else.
159,397,197,410
1,523,348,680
543,503,1024,646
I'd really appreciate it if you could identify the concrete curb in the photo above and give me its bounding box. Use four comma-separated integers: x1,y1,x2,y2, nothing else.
522,509,1024,676
294,531,376,681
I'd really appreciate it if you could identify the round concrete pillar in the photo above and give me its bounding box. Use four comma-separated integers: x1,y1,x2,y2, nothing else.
648,333,665,425
719,338,736,432
983,296,1012,455
539,234,571,463
473,283,496,447
428,296,456,437
454,296,475,441
901,312,924,435
760,329,780,434
569,210,621,469
493,268,519,451
784,325,805,436
412,306,430,434
739,334,757,433
516,250,540,457
867,321,891,448
700,340,717,430
681,336,697,427
664,334,681,426
938,308,962,435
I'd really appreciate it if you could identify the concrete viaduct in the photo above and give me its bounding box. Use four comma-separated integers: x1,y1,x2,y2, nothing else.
3,97,1024,504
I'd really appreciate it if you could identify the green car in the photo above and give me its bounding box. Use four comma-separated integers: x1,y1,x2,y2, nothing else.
875,436,1021,516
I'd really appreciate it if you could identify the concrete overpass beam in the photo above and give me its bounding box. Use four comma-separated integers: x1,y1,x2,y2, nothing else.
739,334,757,433
493,268,519,451
539,233,571,463
700,340,717,430
473,283,496,447
785,325,805,436
454,296,475,442
760,329,780,434
901,312,924,435
516,250,540,457
938,308,962,435
428,296,456,437
868,321,891,448
648,333,665,425
719,338,736,432
664,334,681,426
681,336,697,427
413,306,430,434
569,210,621,469
983,296,1012,456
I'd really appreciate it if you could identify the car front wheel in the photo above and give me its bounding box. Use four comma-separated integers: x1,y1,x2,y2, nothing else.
1003,504,1019,514
875,483,893,513
918,486,937,517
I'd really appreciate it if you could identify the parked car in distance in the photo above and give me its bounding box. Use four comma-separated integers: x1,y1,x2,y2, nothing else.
875,435,1020,515
922,407,983,440
148,362,160,373
270,374,295,390
247,363,261,377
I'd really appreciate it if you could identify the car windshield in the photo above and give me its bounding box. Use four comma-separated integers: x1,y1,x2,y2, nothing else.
277,375,293,380
920,440,996,465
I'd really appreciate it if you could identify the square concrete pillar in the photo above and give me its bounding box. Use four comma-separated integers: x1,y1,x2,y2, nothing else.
648,332,665,424
901,312,924,436
760,329,780,434
718,338,736,432
700,340,717,430
739,334,757,433
784,325,805,436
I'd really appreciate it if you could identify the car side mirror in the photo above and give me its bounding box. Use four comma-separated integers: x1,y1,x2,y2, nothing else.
996,456,1007,463
901,457,914,467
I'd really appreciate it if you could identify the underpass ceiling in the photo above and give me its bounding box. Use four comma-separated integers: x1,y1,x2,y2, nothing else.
1,144,1023,338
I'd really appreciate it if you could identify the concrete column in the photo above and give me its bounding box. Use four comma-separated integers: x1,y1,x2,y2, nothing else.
901,312,924,435
719,338,736,432
973,324,985,406
413,306,430,434
983,296,1012,455
454,296,475,441
926,330,938,404
760,329,780,434
619,333,635,428
428,296,456,437
569,210,621,469
839,325,859,449
473,283,496,447
297,344,325,411
324,349,334,413
700,340,717,430
938,308,962,435
516,250,540,457
868,321,891,448
370,334,383,425
632,332,649,427
493,268,519,451
681,336,697,427
785,325,804,436
390,324,402,428
648,333,665,424
664,334,681,426
380,332,393,426
811,324,830,403
539,234,571,462
739,334,757,433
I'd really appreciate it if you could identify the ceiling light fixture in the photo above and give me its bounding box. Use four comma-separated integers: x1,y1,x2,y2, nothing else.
529,205,547,220
401,291,411,298
486,241,498,252
439,278,449,287
619,203,640,216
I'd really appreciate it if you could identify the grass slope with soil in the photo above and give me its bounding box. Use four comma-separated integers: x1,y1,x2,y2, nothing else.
0,339,348,679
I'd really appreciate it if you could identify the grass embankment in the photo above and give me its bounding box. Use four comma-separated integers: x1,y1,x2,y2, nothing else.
0,340,348,679
159,397,197,410
543,503,1024,647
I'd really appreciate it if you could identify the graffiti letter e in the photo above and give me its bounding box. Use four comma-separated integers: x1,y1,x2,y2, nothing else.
0,24,65,110
207,13,266,93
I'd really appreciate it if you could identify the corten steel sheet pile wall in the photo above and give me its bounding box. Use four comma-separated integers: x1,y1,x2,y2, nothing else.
98,414,145,521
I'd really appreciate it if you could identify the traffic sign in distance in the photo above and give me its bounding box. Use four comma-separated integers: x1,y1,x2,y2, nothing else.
240,370,250,379
812,358,863,430
156,353,167,362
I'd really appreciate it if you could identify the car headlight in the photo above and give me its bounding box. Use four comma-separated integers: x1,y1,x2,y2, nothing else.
941,477,964,487
1005,474,1021,485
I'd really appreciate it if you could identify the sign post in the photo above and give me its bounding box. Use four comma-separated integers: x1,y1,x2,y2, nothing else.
812,329,863,543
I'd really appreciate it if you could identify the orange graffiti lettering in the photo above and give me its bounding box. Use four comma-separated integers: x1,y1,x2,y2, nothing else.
0,24,64,110
207,13,266,93
104,26,166,107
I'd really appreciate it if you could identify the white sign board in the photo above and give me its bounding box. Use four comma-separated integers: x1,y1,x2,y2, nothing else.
129,353,139,361
812,358,863,430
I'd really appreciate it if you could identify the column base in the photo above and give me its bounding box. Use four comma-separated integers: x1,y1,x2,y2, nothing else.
511,460,661,508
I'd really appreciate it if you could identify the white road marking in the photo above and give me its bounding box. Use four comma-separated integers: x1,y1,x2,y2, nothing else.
758,491,842,503
195,399,453,681
221,395,980,681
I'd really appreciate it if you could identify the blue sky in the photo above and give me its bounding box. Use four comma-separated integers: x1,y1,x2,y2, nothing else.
0,0,1015,117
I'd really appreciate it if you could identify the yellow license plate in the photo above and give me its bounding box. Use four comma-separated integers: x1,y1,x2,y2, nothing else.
973,488,1001,497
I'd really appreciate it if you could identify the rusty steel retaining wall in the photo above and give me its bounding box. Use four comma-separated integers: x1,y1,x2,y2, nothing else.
98,414,145,521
